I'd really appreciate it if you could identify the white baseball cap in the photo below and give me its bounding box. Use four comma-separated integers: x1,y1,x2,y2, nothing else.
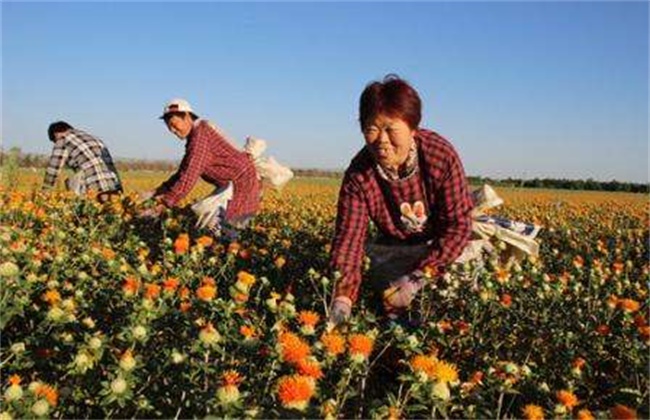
159,98,199,119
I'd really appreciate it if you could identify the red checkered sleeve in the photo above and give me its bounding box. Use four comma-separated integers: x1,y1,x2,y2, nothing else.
417,141,473,274
158,129,210,207
330,171,369,303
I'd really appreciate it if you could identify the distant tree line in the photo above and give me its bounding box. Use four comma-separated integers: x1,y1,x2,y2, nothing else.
2,148,647,193
467,176,648,194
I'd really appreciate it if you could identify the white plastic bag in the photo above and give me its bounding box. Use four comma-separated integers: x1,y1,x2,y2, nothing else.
244,136,294,189
191,182,233,230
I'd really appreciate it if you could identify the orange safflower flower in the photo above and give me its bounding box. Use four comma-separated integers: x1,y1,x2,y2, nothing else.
174,233,190,255
240,325,256,340
410,354,437,379
196,284,217,302
42,290,61,305
163,277,180,293
196,235,213,248
348,334,374,362
123,277,140,296
577,409,595,420
179,287,190,300
102,247,116,260
612,261,625,275
275,256,286,269
8,374,21,386
233,292,249,303
202,276,216,286
179,302,192,312
522,404,544,420
633,314,647,328
236,271,256,287
298,311,320,327
638,325,650,340
34,383,58,407
572,255,584,269
618,298,640,313
222,370,243,386
278,332,311,365
296,358,324,380
606,295,619,309
609,404,637,420
500,294,512,308
495,267,510,283
227,242,241,255
556,390,579,410
277,374,316,411
144,283,161,300
596,324,610,336
320,332,346,356
572,357,586,370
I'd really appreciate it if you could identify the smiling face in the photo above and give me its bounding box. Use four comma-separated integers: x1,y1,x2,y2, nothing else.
363,114,416,171
164,112,194,140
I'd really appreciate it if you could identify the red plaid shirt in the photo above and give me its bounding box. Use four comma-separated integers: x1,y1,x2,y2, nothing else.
330,129,473,303
156,120,261,221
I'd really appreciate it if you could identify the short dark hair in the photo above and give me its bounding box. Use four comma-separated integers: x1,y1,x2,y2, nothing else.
359,74,422,131
48,121,74,142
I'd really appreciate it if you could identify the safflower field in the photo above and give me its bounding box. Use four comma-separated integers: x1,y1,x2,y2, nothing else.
0,171,648,419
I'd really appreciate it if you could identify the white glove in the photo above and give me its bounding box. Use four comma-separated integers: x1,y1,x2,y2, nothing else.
327,296,352,328
382,270,424,317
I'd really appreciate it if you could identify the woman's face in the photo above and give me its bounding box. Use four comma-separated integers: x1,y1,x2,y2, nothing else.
363,114,416,170
165,113,194,140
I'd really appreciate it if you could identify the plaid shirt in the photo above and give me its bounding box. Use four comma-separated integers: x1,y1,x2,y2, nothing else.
156,120,261,222
330,129,473,303
43,129,122,193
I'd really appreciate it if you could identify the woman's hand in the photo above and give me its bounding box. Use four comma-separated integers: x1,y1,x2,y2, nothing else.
382,270,424,318
139,202,166,219
327,296,352,329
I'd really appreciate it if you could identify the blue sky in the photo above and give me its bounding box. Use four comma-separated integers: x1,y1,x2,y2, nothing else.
2,1,648,182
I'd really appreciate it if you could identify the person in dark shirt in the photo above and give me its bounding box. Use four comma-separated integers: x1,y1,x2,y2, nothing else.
328,75,473,325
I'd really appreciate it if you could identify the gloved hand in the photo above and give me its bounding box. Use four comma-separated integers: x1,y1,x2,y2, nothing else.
327,296,352,329
382,270,424,318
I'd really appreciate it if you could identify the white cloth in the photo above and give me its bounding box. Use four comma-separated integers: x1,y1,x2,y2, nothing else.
65,171,86,195
191,182,233,230
244,136,294,189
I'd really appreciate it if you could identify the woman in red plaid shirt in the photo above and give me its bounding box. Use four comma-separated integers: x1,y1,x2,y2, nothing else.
141,99,261,237
328,75,474,326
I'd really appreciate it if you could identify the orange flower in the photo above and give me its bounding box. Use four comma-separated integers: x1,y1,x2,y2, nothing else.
144,283,161,300
8,374,21,386
179,286,190,300
277,374,316,411
298,311,320,326
233,292,249,303
556,390,579,410
236,271,256,287
227,242,241,255
596,324,610,336
222,370,243,386
42,290,61,305
609,404,637,420
275,256,286,269
612,261,625,275
196,283,217,302
278,332,311,365
410,354,437,380
618,298,640,313
240,325,256,340
500,294,512,308
607,295,619,309
196,235,213,248
348,334,374,363
522,404,544,420
572,357,586,370
296,358,324,380
102,247,116,260
34,383,58,407
495,267,510,283
123,277,140,296
577,409,595,420
174,233,190,255
162,277,179,293
179,302,192,312
572,255,584,269
320,332,346,356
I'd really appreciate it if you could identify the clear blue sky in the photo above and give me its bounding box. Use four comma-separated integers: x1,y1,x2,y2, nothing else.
3,1,648,182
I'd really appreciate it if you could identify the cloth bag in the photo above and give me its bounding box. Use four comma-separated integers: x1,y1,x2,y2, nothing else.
191,182,234,231
244,136,294,189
